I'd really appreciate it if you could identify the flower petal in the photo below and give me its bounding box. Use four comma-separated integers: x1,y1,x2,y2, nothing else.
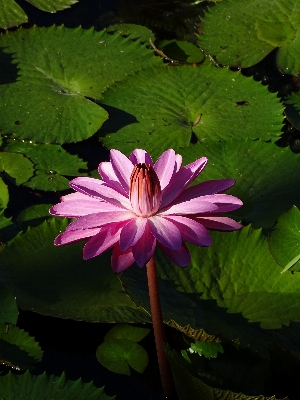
158,242,191,267
70,178,131,209
50,199,119,218
98,161,127,195
174,179,236,199
164,215,212,246
132,224,156,267
54,228,101,245
66,211,134,231
129,149,153,165
175,154,182,172
159,199,218,216
111,243,135,273
148,215,182,250
154,149,176,190
60,192,91,202
83,223,125,260
196,216,243,231
110,149,134,194
119,217,147,251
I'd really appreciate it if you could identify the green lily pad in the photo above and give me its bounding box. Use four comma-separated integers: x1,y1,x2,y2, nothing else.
0,177,9,210
0,218,150,323
107,23,155,43
5,141,88,191
29,0,78,12
0,26,162,144
268,206,300,273
197,0,300,75
0,1,27,29
0,371,115,400
99,65,283,155
17,204,53,230
284,91,300,130
0,284,18,325
190,341,224,359
0,152,33,185
104,323,150,342
156,39,205,63
96,339,148,375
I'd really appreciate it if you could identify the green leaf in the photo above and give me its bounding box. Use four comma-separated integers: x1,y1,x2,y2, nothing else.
0,26,162,144
104,323,150,342
0,1,27,29
28,0,79,12
0,152,33,185
0,371,115,399
0,324,43,369
96,339,148,375
99,65,283,155
5,141,88,191
156,40,205,63
0,211,19,243
0,284,18,325
284,91,300,130
107,23,155,43
0,218,150,323
17,204,53,230
268,206,300,273
197,0,300,75
190,341,224,358
0,177,9,210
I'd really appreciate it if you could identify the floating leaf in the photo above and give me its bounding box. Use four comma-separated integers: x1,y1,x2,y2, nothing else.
0,219,150,323
99,65,283,155
197,0,300,75
17,204,53,230
0,371,115,399
0,177,9,210
96,339,148,375
0,26,162,144
0,284,18,325
104,323,150,342
156,39,205,63
190,341,224,358
0,152,33,185
107,23,155,43
0,1,27,29
28,0,79,12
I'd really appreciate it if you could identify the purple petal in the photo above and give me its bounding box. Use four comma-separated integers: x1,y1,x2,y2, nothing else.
98,162,127,195
175,154,182,172
159,199,218,216
66,211,134,231
83,223,124,260
60,192,91,202
129,149,153,165
54,228,101,245
50,199,120,218
153,149,176,190
132,224,156,267
183,157,208,185
70,178,131,209
164,215,212,246
111,243,135,273
148,215,182,250
196,216,243,231
119,217,147,251
175,179,236,200
110,149,134,194
158,242,191,267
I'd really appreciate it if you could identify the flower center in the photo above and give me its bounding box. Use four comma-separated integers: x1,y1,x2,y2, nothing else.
129,163,162,217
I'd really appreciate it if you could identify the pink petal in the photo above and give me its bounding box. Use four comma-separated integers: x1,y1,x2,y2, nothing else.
132,224,156,267
148,215,182,250
70,178,131,209
83,223,125,260
66,211,134,231
54,228,101,245
129,149,153,165
175,154,182,172
60,192,91,202
158,242,191,267
184,157,208,185
154,149,176,190
50,199,120,218
111,243,135,273
196,216,243,231
164,215,212,246
159,199,218,216
110,149,134,194
175,179,236,199
98,161,127,195
119,217,147,251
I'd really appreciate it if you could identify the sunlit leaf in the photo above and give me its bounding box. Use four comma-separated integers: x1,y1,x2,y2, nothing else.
0,1,27,29
0,152,33,185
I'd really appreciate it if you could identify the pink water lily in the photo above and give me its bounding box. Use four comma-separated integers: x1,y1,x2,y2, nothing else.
50,149,242,272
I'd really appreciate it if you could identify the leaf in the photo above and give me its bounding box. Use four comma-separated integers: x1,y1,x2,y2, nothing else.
0,324,43,369
99,65,283,155
28,0,79,12
0,152,33,185
0,284,18,325
17,204,53,230
284,91,300,130
5,141,88,191
0,1,27,29
197,0,300,75
0,371,115,399
0,218,150,323
0,26,162,144
190,341,224,358
96,339,148,375
104,323,150,342
0,177,9,210
0,211,19,243
156,39,205,63
107,23,155,43
268,206,300,273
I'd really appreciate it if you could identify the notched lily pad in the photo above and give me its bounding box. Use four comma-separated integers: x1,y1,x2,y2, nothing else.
0,152,33,185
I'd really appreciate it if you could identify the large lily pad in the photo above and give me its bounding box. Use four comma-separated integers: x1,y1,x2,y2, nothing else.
0,152,34,185
0,26,162,144
197,0,300,75
99,65,283,155
0,218,150,323
0,1,27,29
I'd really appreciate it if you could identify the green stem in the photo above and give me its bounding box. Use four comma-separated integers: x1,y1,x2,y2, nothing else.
146,255,175,399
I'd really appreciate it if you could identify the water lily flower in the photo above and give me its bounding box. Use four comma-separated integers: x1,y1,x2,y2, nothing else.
50,149,242,272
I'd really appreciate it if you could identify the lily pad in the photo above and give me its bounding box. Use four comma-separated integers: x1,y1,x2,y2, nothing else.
197,0,300,75
104,323,150,342
0,1,27,29
0,152,33,185
29,0,79,12
0,26,162,144
99,65,283,155
0,177,9,210
0,284,18,325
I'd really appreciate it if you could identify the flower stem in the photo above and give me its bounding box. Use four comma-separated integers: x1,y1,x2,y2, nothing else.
146,255,175,399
